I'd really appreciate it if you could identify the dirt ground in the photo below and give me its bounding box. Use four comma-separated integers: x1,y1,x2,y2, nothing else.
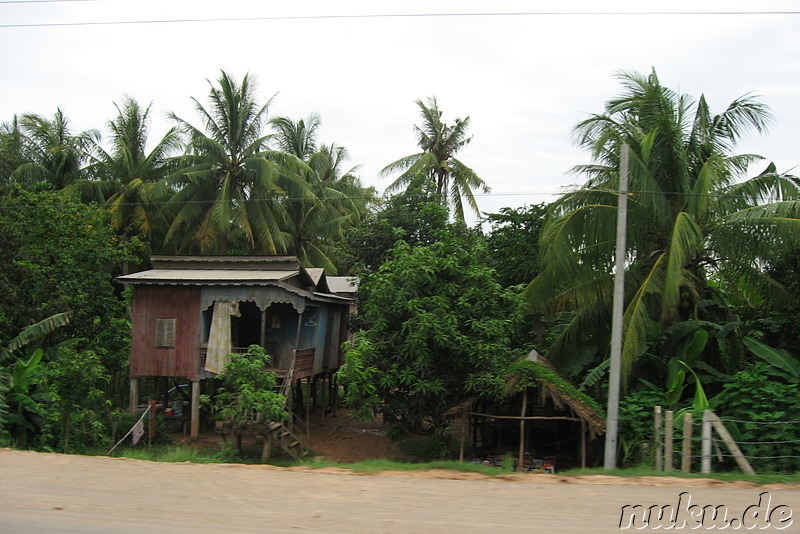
173,409,412,463
2,448,798,534
2,413,799,533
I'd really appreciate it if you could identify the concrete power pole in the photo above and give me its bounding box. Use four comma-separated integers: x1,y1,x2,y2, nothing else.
604,144,629,470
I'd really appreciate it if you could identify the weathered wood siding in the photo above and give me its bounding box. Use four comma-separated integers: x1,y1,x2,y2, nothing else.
130,285,202,380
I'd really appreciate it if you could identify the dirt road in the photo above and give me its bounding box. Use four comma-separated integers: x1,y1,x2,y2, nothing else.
1,449,798,533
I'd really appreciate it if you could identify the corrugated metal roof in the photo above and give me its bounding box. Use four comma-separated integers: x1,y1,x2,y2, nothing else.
149,255,301,271
327,276,359,294
118,269,296,283
305,268,325,286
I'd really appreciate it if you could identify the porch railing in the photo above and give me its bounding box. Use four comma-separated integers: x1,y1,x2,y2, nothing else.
199,345,313,375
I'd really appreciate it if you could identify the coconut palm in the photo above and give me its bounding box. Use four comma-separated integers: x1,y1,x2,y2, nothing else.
380,97,488,221
11,109,93,190
0,118,25,189
269,114,376,272
74,96,182,240
269,113,321,161
524,69,800,384
165,71,292,254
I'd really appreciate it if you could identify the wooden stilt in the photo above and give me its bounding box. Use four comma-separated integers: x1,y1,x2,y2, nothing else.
320,375,324,414
190,380,200,440
305,377,312,438
517,387,527,472
331,373,338,416
129,378,139,414
581,419,587,468
260,309,267,348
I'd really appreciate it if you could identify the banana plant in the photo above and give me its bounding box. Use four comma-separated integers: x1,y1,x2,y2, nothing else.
743,337,800,383
4,348,49,447
0,312,70,446
642,324,714,411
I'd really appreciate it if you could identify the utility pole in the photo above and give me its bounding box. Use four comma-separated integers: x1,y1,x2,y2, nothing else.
604,143,629,470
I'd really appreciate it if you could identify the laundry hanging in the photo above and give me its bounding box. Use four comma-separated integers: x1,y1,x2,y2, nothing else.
204,300,241,374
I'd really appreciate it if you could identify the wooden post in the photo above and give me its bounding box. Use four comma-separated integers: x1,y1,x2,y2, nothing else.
331,373,338,417
261,436,272,462
260,309,267,348
580,419,587,469
321,374,327,423
654,406,663,471
190,380,200,440
305,377,312,438
148,399,156,446
681,412,693,473
665,410,674,471
709,411,756,475
129,378,139,415
517,387,527,472
701,410,712,474
459,413,466,462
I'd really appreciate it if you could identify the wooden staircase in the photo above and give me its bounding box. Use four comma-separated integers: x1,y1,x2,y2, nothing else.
264,421,305,459
214,353,309,460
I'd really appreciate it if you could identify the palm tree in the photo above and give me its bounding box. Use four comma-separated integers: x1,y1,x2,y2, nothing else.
73,96,182,240
0,118,25,189
269,114,376,272
270,113,321,160
11,109,93,190
380,97,489,221
165,71,292,254
524,69,800,384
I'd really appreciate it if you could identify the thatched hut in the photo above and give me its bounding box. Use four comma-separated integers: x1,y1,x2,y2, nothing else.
447,351,606,471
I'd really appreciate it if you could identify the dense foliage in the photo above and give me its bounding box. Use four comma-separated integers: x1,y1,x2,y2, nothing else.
1,67,799,470
339,178,451,274
337,235,524,437
208,345,287,427
0,188,134,344
482,204,546,288
716,363,800,472
525,70,800,390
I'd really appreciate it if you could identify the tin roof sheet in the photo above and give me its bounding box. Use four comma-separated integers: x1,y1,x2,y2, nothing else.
118,269,296,283
327,276,359,294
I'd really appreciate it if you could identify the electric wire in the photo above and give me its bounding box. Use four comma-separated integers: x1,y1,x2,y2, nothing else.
1,10,800,29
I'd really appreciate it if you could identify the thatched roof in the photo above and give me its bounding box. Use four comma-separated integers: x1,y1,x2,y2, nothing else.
446,353,606,439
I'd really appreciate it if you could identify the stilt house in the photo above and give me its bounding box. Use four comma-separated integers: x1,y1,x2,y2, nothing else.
119,255,357,439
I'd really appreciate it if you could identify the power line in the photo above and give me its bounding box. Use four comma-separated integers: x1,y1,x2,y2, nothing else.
0,0,93,3
1,10,799,29
1,188,796,209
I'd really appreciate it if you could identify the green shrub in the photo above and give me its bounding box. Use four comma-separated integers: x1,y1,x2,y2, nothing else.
716,363,800,473
399,437,453,460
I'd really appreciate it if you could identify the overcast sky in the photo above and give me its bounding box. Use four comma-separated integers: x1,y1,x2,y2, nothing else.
1,0,798,223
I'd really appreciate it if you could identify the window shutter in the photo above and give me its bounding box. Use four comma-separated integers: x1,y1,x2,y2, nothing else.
155,318,176,347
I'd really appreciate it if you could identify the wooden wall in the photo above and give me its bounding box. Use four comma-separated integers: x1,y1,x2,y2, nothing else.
130,285,202,380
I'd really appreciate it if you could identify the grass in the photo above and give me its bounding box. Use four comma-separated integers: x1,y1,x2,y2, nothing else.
92,445,800,485
100,444,221,463
293,457,514,476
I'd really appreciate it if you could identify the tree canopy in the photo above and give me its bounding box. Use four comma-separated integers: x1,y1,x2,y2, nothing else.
524,69,800,385
380,97,489,221
337,235,524,437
